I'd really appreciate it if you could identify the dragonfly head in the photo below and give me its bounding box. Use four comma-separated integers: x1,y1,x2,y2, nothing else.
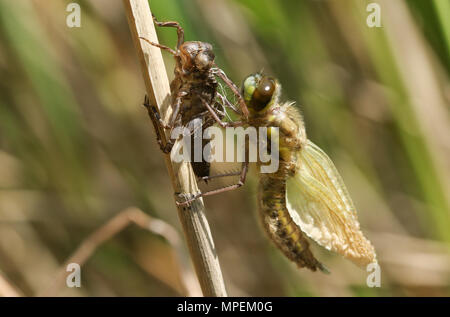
179,41,215,73
242,73,279,114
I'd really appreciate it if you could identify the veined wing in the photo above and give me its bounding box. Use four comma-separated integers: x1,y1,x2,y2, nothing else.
286,140,376,267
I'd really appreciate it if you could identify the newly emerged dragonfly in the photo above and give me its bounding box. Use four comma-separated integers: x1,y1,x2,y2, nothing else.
239,73,377,271
141,16,248,180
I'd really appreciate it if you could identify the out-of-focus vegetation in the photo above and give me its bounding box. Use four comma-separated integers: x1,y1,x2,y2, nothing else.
0,0,449,296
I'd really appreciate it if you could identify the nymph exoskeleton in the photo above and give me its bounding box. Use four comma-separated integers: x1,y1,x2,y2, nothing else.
141,16,249,188
236,73,376,271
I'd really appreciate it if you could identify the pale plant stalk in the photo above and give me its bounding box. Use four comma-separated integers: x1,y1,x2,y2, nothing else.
121,0,227,297
0,272,23,297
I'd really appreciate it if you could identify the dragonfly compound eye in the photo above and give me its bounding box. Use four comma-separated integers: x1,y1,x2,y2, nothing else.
179,41,202,70
251,77,275,111
195,50,215,70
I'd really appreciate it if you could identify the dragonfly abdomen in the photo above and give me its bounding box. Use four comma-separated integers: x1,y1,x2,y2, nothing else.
258,174,324,272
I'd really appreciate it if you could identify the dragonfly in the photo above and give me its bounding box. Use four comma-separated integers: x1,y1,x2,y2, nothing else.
236,73,376,271
141,16,248,182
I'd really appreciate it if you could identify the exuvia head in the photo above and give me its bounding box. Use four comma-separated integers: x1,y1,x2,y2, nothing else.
242,73,279,113
179,41,215,72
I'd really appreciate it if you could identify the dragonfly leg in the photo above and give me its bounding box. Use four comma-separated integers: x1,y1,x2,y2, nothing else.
143,94,184,154
176,146,249,206
143,95,172,153
200,170,242,182
139,37,177,55
152,15,185,49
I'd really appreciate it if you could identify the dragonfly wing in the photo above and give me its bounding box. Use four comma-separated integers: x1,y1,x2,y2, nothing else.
286,140,376,267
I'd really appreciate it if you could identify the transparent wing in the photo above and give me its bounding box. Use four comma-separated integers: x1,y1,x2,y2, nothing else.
286,140,376,267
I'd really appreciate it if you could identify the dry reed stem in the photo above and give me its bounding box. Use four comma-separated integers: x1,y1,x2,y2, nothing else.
0,271,23,297
121,0,227,296
41,207,202,296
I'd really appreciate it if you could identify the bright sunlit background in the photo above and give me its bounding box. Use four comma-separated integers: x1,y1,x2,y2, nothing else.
0,0,449,296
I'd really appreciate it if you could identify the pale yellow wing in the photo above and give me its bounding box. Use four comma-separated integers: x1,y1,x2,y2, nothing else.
286,140,376,267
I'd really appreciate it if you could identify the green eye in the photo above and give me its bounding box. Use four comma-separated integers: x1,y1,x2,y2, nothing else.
242,74,275,112
243,76,256,103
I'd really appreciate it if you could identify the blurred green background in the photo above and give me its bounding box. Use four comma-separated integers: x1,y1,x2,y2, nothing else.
0,0,449,296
